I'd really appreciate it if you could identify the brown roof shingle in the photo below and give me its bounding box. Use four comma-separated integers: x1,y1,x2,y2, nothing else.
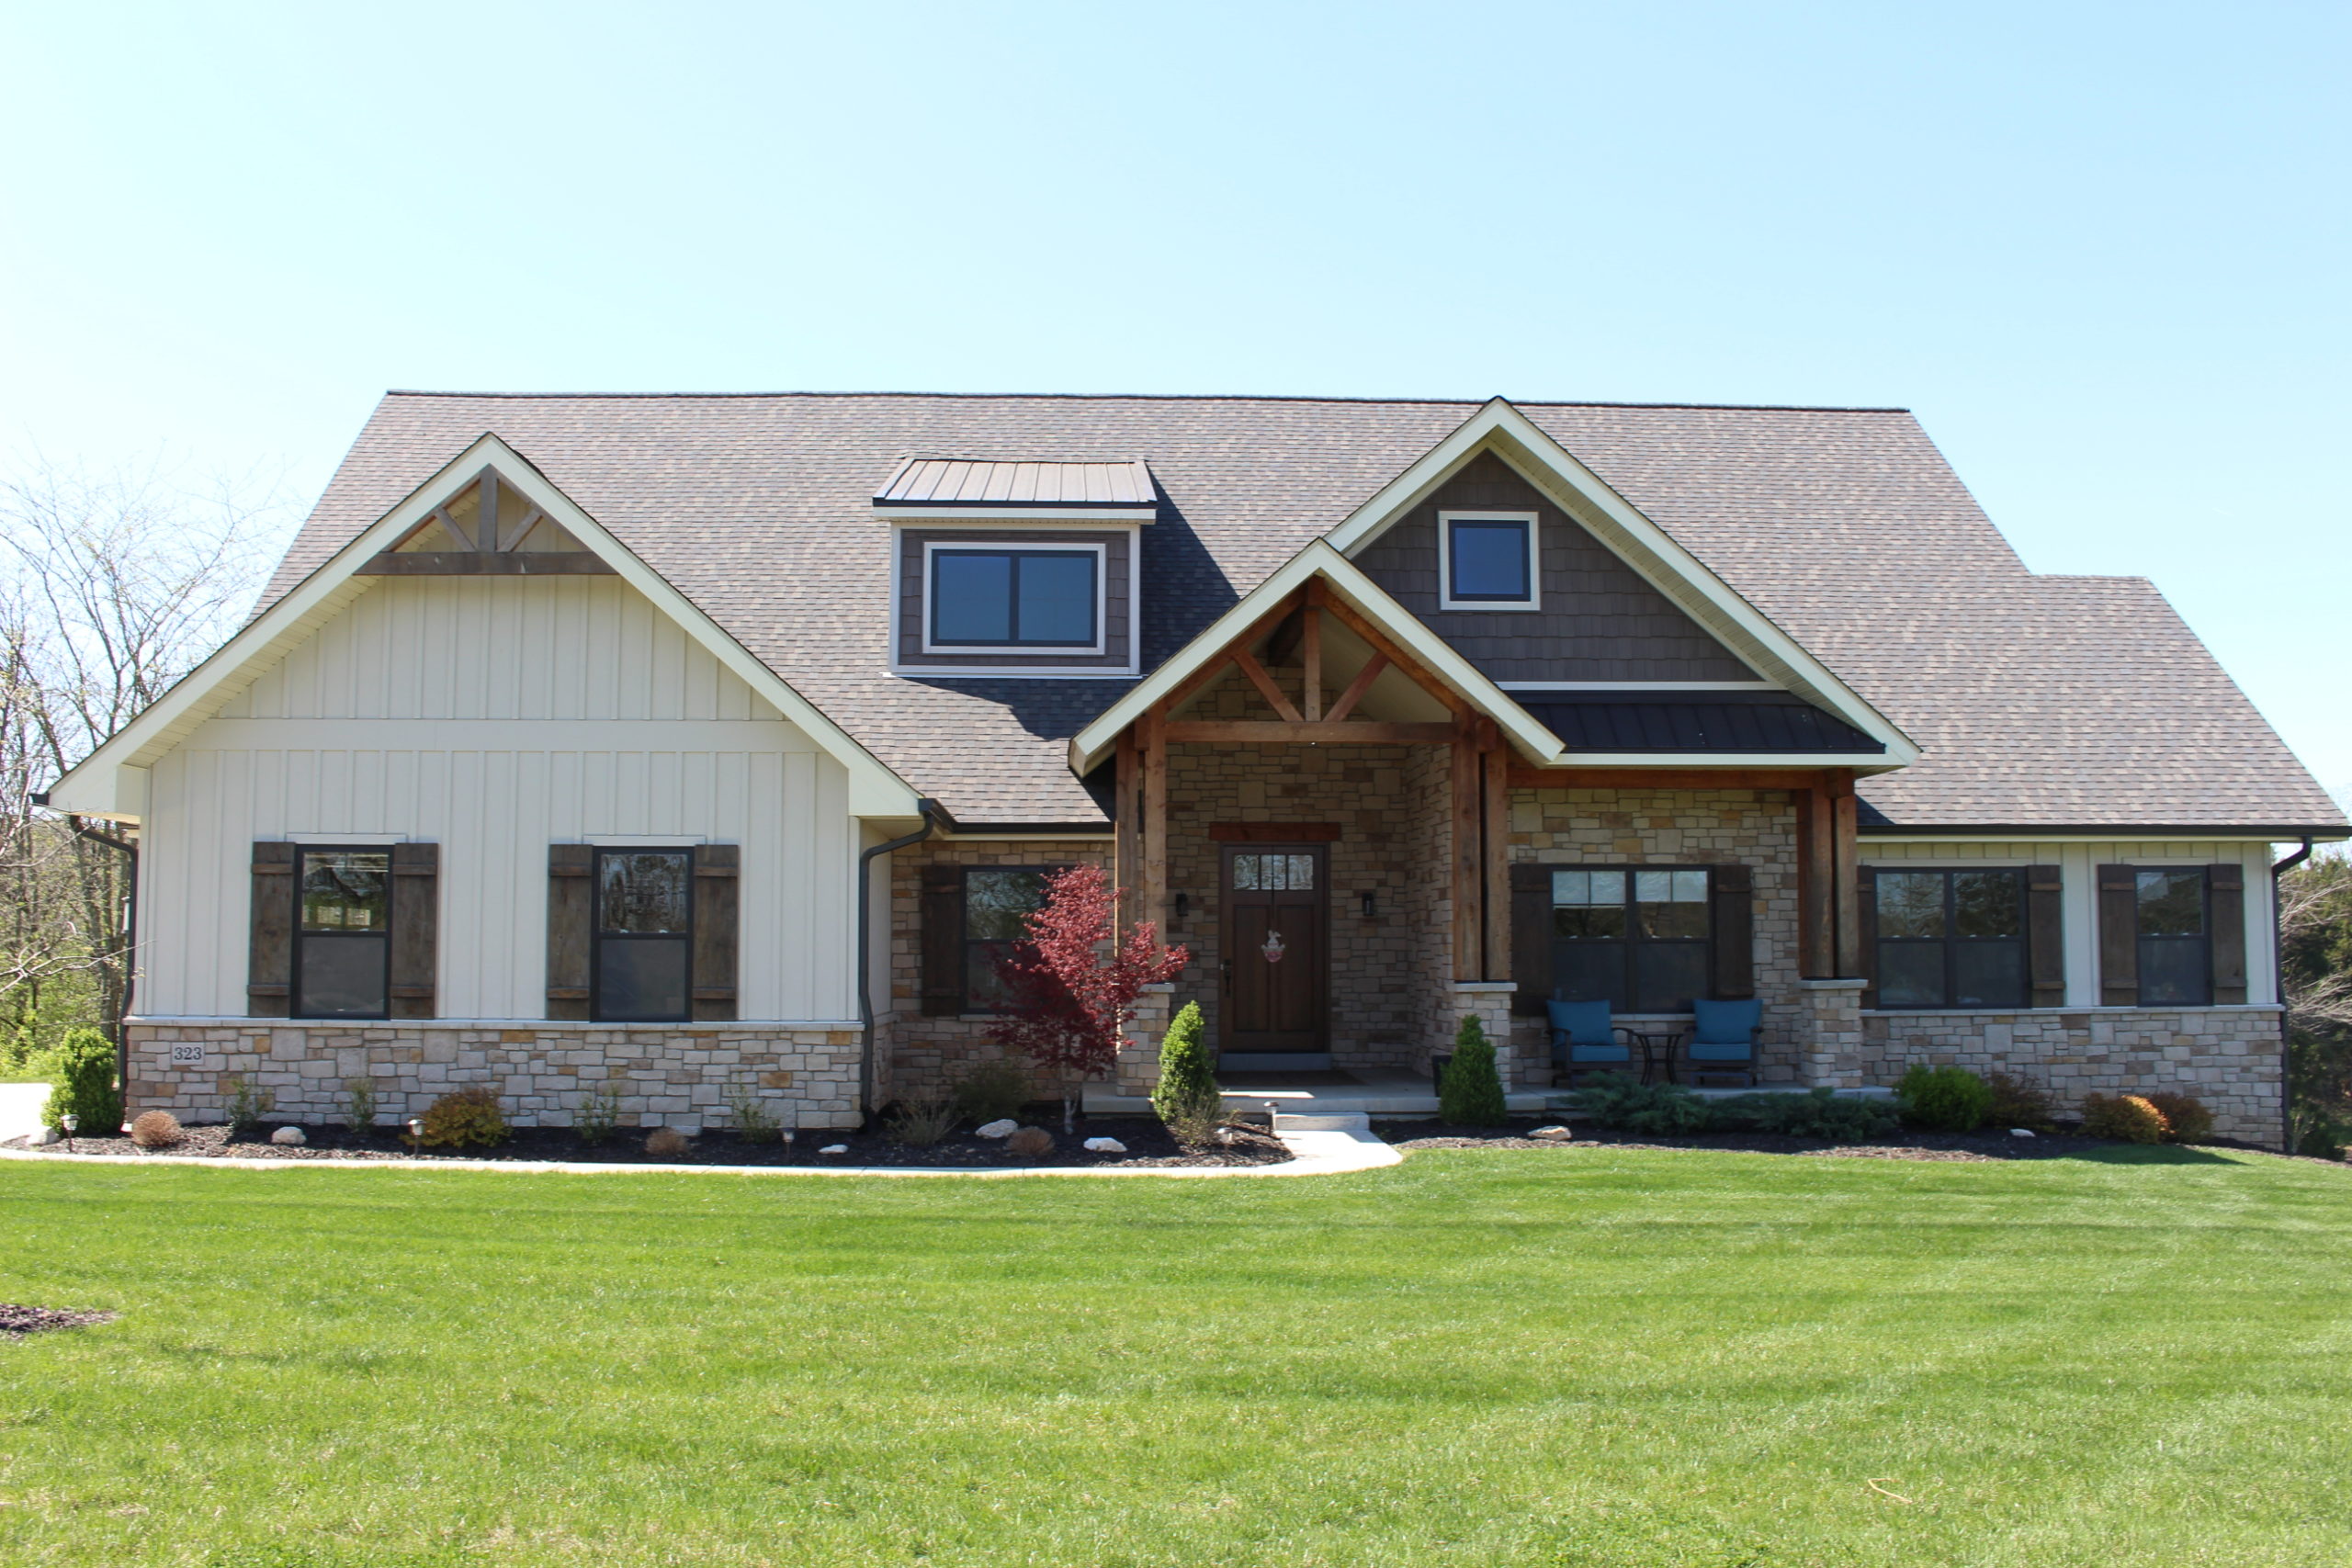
263,391,2343,833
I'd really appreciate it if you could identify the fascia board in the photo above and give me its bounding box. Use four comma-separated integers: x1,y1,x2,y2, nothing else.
48,434,922,821
1322,400,1920,768
1067,542,1564,773
1530,755,1905,773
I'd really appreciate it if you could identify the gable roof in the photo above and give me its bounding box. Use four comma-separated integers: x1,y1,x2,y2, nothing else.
248,391,2345,834
49,433,922,821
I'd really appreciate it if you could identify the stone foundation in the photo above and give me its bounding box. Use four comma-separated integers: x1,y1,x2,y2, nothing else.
124,1021,865,1132
1860,1006,2285,1145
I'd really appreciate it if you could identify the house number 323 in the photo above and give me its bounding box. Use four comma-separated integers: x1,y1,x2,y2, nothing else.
170,1044,206,1065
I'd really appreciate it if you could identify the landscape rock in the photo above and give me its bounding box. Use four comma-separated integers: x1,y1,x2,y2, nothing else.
2010,1128,2036,1138
270,1126,306,1145
974,1119,1018,1140
1214,1126,1241,1145
1005,1126,1054,1157
1530,1125,1574,1140
1082,1136,1125,1153
28,1126,57,1146
818,1143,849,1155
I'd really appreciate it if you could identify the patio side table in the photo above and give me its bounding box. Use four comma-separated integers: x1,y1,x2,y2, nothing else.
1624,1030,1686,1085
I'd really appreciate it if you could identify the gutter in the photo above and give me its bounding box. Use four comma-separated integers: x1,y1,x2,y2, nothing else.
2272,835,2316,1152
856,801,942,1123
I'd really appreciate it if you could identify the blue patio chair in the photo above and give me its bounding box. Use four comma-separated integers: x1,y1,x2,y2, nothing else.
1685,998,1764,1087
1548,998,1634,1086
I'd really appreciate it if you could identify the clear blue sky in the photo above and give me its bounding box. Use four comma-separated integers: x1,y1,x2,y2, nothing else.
6,2,2345,802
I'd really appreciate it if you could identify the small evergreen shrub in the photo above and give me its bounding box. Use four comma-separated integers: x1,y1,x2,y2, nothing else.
1704,1089,1898,1142
1150,1001,1221,1138
1439,1015,1508,1125
224,1073,275,1137
1984,1072,2059,1133
40,1028,121,1135
2296,1122,2346,1161
953,1058,1032,1126
1896,1065,1994,1132
2080,1092,2169,1145
575,1078,623,1144
644,1126,689,1156
129,1110,183,1149
1569,1074,1713,1135
2141,1091,2213,1144
341,1076,379,1136
418,1087,509,1149
722,1081,781,1144
888,1084,960,1146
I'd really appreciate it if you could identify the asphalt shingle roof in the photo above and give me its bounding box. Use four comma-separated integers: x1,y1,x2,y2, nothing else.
264,392,2344,833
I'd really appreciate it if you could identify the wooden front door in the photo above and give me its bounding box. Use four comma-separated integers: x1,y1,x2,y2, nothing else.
1219,844,1329,1061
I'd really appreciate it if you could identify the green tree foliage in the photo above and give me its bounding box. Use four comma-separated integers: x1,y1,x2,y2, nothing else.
1439,1014,1508,1126
40,1026,119,1134
1150,1001,1220,1137
2282,852,2352,1152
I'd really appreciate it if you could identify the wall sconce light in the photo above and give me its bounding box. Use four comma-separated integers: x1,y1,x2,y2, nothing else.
1360,891,1378,919
1173,892,1190,919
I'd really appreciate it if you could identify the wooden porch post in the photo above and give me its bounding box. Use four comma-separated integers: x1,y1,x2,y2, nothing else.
1795,776,1837,979
1451,718,1483,982
1829,770,1862,977
1139,708,1169,945
1114,729,1142,939
1481,736,1511,983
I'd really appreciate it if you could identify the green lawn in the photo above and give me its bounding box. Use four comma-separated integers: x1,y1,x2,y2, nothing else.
2,1147,2348,1567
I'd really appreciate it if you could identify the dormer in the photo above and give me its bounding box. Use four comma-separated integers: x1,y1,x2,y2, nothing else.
876,457,1156,677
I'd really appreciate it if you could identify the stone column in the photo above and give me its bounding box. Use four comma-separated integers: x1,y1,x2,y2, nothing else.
1450,980,1520,1089
1114,983,1176,1095
1793,978,1868,1089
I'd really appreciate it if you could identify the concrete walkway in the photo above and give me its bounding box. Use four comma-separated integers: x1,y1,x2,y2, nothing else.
0,1123,1404,1181
0,1083,51,1143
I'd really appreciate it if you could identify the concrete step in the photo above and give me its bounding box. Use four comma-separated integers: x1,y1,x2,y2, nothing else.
1271,1110,1371,1134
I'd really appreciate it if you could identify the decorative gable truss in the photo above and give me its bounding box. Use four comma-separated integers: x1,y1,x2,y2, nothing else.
46,433,922,821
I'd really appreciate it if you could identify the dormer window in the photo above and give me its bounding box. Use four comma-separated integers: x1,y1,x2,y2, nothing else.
1439,510,1539,610
927,546,1102,650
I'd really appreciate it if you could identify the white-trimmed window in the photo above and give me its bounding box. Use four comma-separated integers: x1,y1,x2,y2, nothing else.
922,542,1106,654
1438,511,1539,610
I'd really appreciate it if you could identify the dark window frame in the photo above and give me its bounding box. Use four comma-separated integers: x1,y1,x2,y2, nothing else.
958,864,1062,1014
292,845,393,1021
2134,866,2212,1007
1439,511,1539,608
1548,864,1714,1013
1871,867,2030,1010
926,547,1102,649
590,846,695,1023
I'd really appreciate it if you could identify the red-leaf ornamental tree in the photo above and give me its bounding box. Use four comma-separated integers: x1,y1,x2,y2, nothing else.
988,863,1189,1132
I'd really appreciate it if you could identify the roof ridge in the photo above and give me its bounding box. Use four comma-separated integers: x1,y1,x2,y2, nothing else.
380,389,1914,414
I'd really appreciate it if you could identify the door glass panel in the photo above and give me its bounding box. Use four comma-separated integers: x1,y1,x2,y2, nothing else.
597,852,690,934
1232,853,1315,891
300,852,390,931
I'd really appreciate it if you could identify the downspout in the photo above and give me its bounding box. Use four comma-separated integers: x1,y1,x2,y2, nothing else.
2272,835,2315,1152
44,801,138,1112
857,801,941,1123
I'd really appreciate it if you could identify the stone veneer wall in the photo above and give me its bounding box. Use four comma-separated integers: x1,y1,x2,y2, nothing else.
1859,1007,2285,1145
878,837,1113,1106
123,1021,863,1132
1506,786,1803,1088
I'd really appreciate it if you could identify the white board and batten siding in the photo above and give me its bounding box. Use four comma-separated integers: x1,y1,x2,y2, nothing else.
1860,839,2281,1009
138,576,859,1022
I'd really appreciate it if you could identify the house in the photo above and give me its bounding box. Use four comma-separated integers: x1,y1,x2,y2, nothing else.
48,393,2345,1145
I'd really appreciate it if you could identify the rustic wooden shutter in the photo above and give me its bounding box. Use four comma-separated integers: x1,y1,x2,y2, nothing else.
1709,864,1755,1000
1855,866,1879,1009
547,844,594,1021
247,840,296,1016
691,844,740,1021
389,841,439,1019
921,865,964,1016
1510,862,1554,1015
2207,863,2247,1005
2025,864,2065,1007
2098,864,2138,1006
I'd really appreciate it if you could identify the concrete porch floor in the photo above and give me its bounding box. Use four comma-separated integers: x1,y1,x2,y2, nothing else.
1083,1069,1896,1119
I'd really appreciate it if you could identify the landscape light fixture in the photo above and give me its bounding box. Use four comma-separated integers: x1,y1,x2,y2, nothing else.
60,1112,77,1151
405,1117,424,1152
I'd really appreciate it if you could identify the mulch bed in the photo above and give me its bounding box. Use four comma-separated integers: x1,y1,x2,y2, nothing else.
0,1303,117,1338
5,1117,1290,1170
1377,1118,2261,1162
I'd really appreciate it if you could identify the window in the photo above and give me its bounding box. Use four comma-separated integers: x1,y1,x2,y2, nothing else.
927,547,1100,649
962,867,1052,1010
594,849,693,1021
1550,868,1710,1011
295,849,391,1018
1439,510,1538,609
1232,852,1316,890
1872,869,2028,1009
2135,869,2210,1006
